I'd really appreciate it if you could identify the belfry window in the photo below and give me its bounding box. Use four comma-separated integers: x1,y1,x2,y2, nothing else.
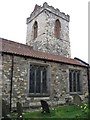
33,21,38,39
55,19,60,39
69,70,81,93
29,64,49,96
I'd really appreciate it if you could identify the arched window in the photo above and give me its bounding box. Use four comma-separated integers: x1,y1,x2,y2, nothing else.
69,70,81,93
33,21,38,39
29,65,48,95
55,19,60,39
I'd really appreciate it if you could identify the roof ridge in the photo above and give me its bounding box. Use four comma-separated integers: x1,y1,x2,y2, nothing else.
0,38,86,67
0,37,33,49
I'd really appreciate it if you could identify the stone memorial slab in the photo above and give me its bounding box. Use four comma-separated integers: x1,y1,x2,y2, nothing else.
17,102,23,120
2,100,11,120
73,94,82,106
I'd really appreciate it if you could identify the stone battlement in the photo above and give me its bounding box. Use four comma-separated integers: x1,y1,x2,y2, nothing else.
27,2,70,24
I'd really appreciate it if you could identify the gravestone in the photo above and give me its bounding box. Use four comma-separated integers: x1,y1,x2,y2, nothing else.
2,100,11,120
73,94,82,106
17,102,23,120
40,100,50,113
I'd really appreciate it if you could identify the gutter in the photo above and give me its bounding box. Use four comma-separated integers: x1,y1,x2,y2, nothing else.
1,52,86,68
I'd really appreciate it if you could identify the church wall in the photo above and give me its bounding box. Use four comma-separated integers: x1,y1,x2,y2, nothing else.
2,55,12,105
26,11,47,48
43,10,70,57
26,3,71,57
2,54,88,110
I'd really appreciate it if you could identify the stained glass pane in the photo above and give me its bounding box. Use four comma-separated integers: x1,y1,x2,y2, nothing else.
77,72,80,92
69,71,72,92
36,67,41,93
29,66,35,93
42,68,47,93
73,72,76,92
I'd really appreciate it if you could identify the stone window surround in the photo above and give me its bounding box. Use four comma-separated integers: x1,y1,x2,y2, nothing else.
68,68,83,95
27,61,51,97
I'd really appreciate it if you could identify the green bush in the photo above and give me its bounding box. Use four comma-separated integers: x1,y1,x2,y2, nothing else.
80,103,88,113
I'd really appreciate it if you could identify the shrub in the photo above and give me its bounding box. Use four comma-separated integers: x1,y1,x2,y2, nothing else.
80,103,88,113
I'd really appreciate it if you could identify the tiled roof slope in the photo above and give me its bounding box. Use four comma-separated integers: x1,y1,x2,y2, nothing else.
0,38,86,67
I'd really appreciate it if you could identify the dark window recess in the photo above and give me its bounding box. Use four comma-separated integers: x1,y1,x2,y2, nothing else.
36,67,41,93
77,72,80,92
42,68,47,93
29,66,35,93
69,71,72,92
55,19,60,39
34,21,38,39
29,65,48,95
69,70,81,93
73,72,76,92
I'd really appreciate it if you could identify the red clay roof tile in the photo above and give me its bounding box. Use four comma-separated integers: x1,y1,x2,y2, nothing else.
0,38,86,67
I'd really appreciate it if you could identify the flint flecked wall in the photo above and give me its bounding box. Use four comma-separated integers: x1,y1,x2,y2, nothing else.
2,54,88,110
26,2,71,58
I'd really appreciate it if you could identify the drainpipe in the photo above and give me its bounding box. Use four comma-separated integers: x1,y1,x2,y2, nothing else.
10,55,14,112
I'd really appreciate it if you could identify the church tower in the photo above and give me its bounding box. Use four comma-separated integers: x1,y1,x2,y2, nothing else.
26,2,71,58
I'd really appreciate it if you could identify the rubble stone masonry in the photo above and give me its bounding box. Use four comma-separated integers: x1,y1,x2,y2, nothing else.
26,2,71,58
2,54,88,110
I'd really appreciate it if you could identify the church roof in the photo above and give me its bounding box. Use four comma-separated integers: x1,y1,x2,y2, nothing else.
0,38,86,67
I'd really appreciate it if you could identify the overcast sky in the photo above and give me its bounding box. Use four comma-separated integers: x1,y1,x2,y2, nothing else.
0,0,89,62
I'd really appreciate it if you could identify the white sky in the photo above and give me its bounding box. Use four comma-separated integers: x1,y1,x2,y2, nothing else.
0,0,89,63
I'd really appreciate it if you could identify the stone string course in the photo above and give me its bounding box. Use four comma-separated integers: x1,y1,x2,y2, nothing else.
2,54,88,111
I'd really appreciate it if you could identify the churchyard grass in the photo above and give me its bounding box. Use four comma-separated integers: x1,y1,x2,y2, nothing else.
11,105,89,119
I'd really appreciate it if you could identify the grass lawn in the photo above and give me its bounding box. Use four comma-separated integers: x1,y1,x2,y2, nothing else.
12,105,88,120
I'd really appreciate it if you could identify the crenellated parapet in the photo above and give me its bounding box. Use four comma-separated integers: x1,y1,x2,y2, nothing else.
27,2,70,24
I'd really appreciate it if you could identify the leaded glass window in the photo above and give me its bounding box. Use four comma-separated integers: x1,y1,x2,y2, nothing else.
69,71,72,92
42,68,47,93
29,66,35,93
73,72,76,92
29,65,48,95
69,70,81,93
36,67,41,93
77,72,80,92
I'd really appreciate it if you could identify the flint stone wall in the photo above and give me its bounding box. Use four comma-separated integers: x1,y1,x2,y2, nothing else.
26,2,71,58
2,54,88,110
